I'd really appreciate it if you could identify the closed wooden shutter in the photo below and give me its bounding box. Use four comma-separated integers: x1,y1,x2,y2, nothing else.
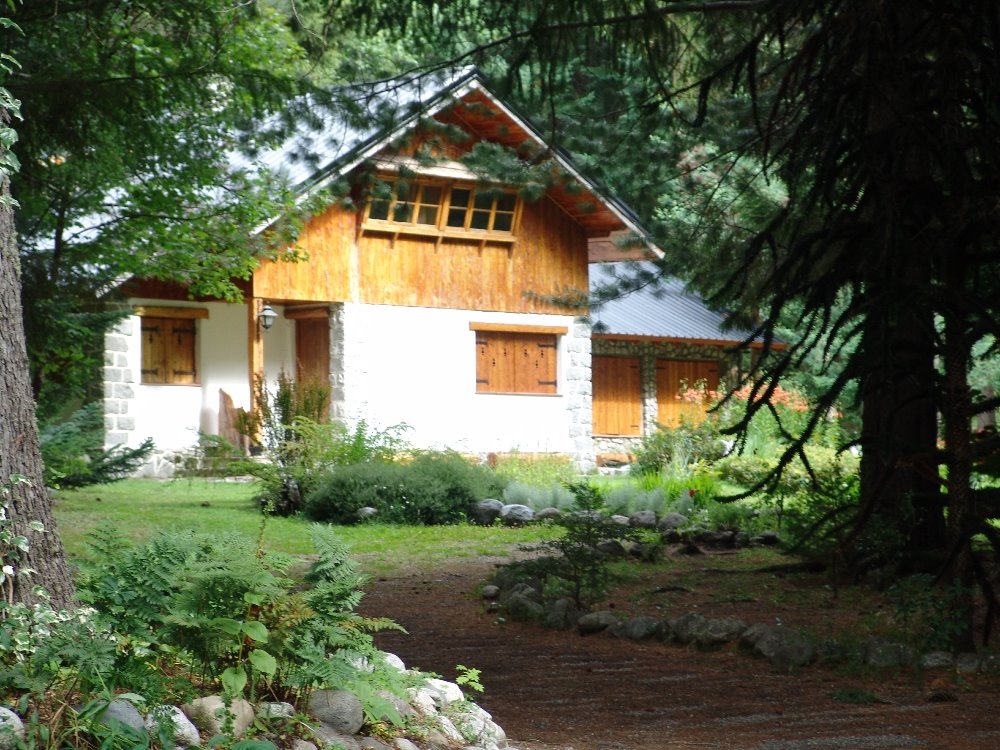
141,316,197,384
296,318,331,386
655,359,719,427
476,331,557,394
592,356,642,436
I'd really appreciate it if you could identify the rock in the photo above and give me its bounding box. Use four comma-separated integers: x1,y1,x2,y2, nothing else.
377,690,415,722
433,715,466,743
863,637,915,669
980,654,1000,673
357,506,378,520
98,698,146,734
257,702,295,720
669,612,708,644
500,503,535,525
394,738,421,750
613,615,662,641
956,653,982,673
481,584,501,600
145,705,200,747
503,590,545,622
659,512,688,531
183,696,254,739
752,530,781,546
577,610,619,635
382,652,406,672
424,678,465,708
740,623,815,669
360,737,394,750
292,740,318,750
629,510,658,529
499,581,542,606
609,514,630,526
919,651,955,670
694,617,748,648
596,539,626,557
472,499,503,526
312,724,360,750
543,597,581,630
535,507,562,521
307,689,364,734
0,707,24,750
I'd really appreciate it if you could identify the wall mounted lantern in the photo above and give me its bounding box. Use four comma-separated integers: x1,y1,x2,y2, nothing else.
258,302,278,332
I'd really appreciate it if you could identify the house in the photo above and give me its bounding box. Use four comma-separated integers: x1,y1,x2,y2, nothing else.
103,69,754,477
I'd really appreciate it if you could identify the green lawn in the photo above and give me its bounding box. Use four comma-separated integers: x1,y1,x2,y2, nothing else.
52,479,553,575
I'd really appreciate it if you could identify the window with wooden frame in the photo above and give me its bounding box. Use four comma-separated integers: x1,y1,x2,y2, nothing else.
137,308,206,385
655,359,720,427
592,356,642,436
365,178,519,239
471,323,565,395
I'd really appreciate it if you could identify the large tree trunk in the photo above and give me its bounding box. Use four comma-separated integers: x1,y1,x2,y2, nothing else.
0,175,75,610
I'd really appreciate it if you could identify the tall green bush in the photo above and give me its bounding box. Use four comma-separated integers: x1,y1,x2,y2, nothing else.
305,451,506,525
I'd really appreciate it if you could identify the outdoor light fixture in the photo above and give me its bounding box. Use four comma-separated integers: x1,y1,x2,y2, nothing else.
258,302,278,332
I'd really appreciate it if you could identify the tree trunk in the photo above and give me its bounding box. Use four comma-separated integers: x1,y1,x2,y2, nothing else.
0,175,75,610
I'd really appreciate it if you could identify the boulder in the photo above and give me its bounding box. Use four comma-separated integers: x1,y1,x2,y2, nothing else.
919,651,955,670
423,678,465,708
612,615,663,641
183,696,254,739
311,724,360,750
543,597,582,630
535,507,562,521
360,737,394,750
629,510,658,529
609,514,630,526
863,637,915,669
693,617,747,648
481,584,501,600
145,705,200,747
740,624,815,669
504,590,545,622
0,707,24,750
500,504,535,526
98,698,146,734
257,702,295,720
356,506,379,520
471,499,503,526
659,512,688,531
596,539,627,557
752,530,781,546
668,612,708,644
307,689,364,734
577,610,619,635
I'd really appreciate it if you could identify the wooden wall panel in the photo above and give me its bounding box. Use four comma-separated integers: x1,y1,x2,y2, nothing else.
358,196,588,313
592,356,642,436
253,205,355,303
655,359,720,427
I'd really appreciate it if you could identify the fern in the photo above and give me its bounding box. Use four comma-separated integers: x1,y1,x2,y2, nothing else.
303,525,370,618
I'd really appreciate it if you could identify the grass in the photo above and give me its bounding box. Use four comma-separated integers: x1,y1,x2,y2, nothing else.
52,478,554,575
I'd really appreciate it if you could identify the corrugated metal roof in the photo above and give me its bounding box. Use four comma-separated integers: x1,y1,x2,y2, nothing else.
589,261,751,343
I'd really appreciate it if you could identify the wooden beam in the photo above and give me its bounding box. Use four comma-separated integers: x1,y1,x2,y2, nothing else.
284,305,330,320
248,298,265,421
469,322,568,335
133,305,209,319
591,332,787,351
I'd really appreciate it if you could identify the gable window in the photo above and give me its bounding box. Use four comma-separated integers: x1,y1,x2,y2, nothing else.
365,179,519,238
592,356,642,436
471,323,566,395
136,307,207,385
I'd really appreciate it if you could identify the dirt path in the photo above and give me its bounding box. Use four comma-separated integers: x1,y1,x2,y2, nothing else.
361,555,1000,750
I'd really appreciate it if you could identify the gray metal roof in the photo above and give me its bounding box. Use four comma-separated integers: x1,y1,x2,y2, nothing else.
589,261,751,343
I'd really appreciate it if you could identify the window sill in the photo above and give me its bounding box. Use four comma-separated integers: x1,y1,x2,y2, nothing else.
362,222,516,244
475,391,561,397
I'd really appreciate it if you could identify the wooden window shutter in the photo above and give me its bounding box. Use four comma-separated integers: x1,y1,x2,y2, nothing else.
140,316,197,385
592,356,642,436
474,330,558,395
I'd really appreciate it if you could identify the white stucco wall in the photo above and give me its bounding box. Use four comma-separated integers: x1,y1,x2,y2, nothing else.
338,303,591,458
107,299,257,453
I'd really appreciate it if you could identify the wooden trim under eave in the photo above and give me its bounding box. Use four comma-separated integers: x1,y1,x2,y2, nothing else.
591,333,786,351
133,305,209,319
470,322,569,335
283,306,331,320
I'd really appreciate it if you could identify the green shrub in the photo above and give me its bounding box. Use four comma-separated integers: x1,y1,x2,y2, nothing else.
491,453,577,486
633,417,727,475
501,480,575,510
305,451,506,525
39,403,153,488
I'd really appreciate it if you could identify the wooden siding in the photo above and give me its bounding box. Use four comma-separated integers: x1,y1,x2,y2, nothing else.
253,204,355,303
592,356,642,436
359,195,587,313
655,359,720,427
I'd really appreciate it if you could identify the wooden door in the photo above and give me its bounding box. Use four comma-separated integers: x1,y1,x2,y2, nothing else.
295,318,330,387
655,359,719,427
592,356,642,435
